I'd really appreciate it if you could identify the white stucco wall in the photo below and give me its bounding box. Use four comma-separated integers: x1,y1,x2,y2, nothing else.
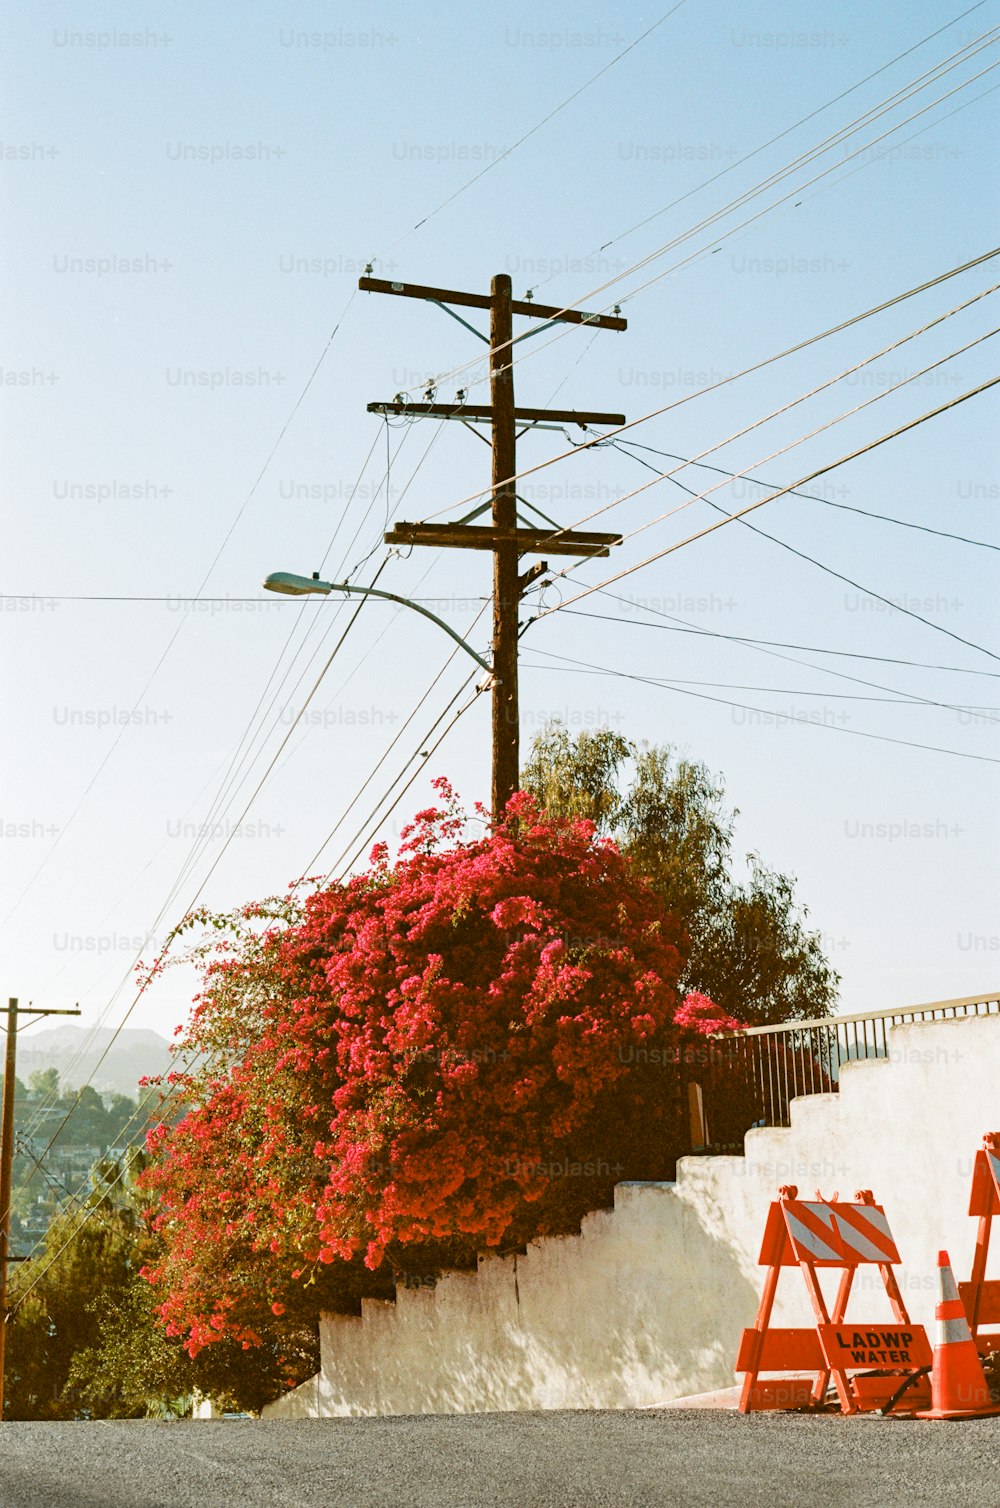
263,1011,1000,1417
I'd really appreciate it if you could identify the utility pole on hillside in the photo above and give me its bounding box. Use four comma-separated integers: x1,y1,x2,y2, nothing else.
0,997,80,1418
359,272,628,817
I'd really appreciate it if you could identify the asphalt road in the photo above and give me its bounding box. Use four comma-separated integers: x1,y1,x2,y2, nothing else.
0,1410,997,1508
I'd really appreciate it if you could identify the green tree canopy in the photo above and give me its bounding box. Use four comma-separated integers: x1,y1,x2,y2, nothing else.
5,1155,319,1418
522,723,838,1025
28,1068,60,1101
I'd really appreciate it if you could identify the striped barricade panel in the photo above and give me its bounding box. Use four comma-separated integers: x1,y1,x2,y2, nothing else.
780,1200,900,1266
970,1145,1000,1217
780,1201,843,1265
966,1138,1000,1354
831,1202,901,1264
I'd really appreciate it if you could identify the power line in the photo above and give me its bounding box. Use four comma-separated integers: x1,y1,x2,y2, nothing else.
605,435,997,662
519,658,999,708
0,291,362,940
604,43,1000,314
14,561,393,1161
378,2,691,253
525,647,1000,765
535,378,1000,655
416,247,1000,526
10,425,402,1134
612,443,1000,552
520,283,1000,550
556,600,980,718
526,1,992,290
324,679,487,884
561,605,1000,679
9,668,490,1295
0,595,488,605
411,31,1000,401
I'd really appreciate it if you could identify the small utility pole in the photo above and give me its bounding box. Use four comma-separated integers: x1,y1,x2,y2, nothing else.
0,997,80,1419
358,272,628,816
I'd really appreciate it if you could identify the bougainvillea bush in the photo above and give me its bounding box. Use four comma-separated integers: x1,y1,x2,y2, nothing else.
141,785,734,1358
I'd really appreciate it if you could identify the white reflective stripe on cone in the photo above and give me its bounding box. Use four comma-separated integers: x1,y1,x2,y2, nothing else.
938,1314,974,1345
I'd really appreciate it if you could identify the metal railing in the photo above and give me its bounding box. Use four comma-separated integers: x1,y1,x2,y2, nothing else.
690,991,1000,1152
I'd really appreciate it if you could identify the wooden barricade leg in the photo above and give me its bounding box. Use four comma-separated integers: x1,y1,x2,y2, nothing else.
799,1260,853,1413
879,1262,913,1325
811,1266,854,1407
738,1259,781,1413
967,1208,992,1339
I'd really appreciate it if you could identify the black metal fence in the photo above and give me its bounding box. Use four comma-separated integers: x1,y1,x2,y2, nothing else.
687,991,1000,1154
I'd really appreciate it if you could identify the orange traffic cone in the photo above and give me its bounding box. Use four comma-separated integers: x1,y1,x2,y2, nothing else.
917,1250,1000,1420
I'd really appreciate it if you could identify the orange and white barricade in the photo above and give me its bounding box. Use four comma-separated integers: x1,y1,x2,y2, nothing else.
736,1185,933,1415
960,1131,1000,1358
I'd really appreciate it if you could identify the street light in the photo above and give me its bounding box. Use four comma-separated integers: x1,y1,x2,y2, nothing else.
262,571,493,674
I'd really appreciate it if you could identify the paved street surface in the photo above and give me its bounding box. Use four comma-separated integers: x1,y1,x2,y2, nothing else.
0,1410,997,1507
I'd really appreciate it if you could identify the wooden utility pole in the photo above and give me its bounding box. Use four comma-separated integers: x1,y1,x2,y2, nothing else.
0,997,80,1418
489,274,519,815
359,272,628,815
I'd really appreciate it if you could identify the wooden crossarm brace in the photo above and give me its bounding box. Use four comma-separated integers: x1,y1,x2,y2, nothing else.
367,401,626,427
383,522,621,558
359,276,626,331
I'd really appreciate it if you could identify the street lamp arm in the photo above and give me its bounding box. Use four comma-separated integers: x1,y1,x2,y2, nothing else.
262,573,493,674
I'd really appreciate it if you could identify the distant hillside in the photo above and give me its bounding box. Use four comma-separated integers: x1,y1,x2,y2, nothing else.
15,1026,173,1098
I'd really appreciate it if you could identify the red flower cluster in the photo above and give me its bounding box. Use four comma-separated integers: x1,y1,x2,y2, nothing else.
141,786,687,1351
673,990,742,1037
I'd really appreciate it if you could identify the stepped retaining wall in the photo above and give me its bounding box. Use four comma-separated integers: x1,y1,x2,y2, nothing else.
264,1011,999,1416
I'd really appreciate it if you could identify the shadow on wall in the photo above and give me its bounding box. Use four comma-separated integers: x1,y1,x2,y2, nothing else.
314,1187,762,1414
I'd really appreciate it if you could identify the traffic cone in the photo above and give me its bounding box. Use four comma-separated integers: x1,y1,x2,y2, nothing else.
916,1250,1000,1419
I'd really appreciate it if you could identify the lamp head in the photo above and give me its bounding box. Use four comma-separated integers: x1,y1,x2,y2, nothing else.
262,571,327,596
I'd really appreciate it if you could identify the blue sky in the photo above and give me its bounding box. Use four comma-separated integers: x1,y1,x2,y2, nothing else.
2,0,998,1044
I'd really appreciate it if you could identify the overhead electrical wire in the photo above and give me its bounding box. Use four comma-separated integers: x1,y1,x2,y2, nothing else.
525,0,992,290
415,247,1000,525
561,605,1000,679
612,443,1000,551
376,1,692,253
563,596,988,720
155,419,456,914
15,420,403,1135
324,677,487,884
14,558,394,1158
532,377,1000,653
605,437,996,679
401,31,1000,403
535,292,1000,548
517,665,999,711
1,289,363,938
11,647,491,1295
523,647,1000,765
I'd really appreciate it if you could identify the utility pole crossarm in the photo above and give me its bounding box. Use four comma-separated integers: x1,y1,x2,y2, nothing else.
383,523,621,558
367,402,626,427
359,276,627,331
